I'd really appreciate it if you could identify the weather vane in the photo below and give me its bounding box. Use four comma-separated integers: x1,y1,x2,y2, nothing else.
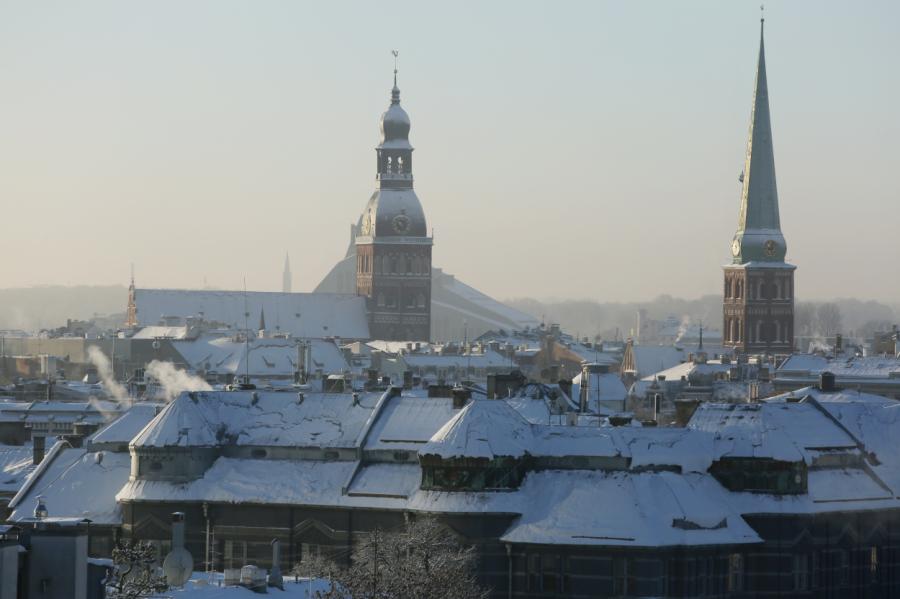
760,4,765,22
392,49,399,76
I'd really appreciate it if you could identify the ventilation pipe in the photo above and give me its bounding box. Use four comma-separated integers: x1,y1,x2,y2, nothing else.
269,538,284,590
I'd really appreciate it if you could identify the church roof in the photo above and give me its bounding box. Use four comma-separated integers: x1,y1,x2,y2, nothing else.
133,289,369,340
731,18,788,264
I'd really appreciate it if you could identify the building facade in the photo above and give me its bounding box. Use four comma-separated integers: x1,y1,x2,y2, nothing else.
723,19,795,355
355,69,432,341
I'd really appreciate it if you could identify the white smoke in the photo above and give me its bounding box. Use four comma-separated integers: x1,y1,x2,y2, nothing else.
674,315,691,345
145,360,211,402
86,346,128,402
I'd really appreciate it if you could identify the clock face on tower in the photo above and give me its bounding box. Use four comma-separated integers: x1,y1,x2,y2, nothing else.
764,239,777,257
731,239,741,257
392,214,410,234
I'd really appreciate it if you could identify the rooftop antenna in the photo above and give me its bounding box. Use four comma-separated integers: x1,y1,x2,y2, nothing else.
243,277,250,385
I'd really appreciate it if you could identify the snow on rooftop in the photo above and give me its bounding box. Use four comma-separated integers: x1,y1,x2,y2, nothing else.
117,457,405,511
687,401,857,463
172,336,349,379
501,470,761,547
0,444,34,496
132,390,382,449
364,395,458,450
422,399,533,460
9,448,130,525
134,289,370,340
90,403,162,446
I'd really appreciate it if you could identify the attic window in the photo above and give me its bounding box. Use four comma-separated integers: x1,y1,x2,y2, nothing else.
148,461,163,472
324,451,339,460
251,449,268,459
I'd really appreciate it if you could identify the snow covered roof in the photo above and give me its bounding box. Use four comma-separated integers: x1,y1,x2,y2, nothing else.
571,372,627,409
0,444,34,496
131,325,190,340
132,390,382,449
172,336,349,378
364,395,458,451
117,457,406,511
9,448,130,525
422,399,533,460
688,401,857,463
134,289,369,340
501,470,761,547
625,345,686,377
400,349,510,370
777,354,900,379
90,403,162,446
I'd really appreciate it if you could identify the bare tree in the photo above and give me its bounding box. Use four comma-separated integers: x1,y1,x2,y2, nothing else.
296,516,489,599
105,541,169,599
817,303,843,337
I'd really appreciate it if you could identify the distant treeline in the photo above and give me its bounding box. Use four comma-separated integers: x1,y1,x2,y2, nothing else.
504,296,899,343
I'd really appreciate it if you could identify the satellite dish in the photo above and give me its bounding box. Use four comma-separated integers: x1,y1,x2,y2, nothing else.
163,512,194,587
162,547,193,587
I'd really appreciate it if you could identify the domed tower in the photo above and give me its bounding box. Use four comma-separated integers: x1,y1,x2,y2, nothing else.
356,61,432,341
723,17,795,355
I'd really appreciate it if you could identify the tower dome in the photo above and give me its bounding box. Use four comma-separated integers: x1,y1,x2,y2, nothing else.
380,82,411,144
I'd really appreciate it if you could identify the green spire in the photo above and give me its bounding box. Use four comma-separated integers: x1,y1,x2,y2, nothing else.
731,17,787,264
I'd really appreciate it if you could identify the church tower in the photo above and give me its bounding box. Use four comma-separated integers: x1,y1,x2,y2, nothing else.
723,17,795,354
355,60,432,341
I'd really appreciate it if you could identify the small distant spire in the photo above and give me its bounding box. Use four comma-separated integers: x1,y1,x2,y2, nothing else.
259,307,266,332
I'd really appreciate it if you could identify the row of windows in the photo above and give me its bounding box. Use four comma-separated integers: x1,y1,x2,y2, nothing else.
725,276,792,300
357,253,430,276
523,548,894,597
725,318,792,344
375,291,427,309
378,152,411,174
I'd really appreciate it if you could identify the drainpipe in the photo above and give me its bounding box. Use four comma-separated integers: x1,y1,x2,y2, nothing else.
203,502,210,572
505,543,513,599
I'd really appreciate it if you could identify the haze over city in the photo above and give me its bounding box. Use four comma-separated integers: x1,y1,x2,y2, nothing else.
1,0,897,303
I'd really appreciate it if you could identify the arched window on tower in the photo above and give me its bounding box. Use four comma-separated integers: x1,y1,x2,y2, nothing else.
377,293,385,307
397,156,404,173
737,319,742,342
756,320,765,343
417,292,426,308
391,256,398,274
773,320,781,343
386,156,393,174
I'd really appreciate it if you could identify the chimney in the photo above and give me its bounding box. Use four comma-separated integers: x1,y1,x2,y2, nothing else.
32,435,46,466
269,539,284,590
819,371,837,393
33,494,48,520
451,386,471,409
172,512,185,549
402,371,413,390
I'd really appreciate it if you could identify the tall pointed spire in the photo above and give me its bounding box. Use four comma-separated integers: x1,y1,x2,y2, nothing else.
731,14,787,264
282,252,292,293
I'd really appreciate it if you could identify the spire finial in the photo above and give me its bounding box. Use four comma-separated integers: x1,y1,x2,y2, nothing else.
390,50,401,104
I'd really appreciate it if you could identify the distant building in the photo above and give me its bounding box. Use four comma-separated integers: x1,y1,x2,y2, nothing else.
127,288,370,341
723,21,795,354
315,73,539,342
775,353,900,399
354,68,432,341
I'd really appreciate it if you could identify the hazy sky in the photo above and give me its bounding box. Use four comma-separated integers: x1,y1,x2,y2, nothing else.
1,1,897,303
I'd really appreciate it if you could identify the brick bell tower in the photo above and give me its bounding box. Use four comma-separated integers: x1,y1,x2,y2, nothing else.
356,58,432,341
724,17,795,355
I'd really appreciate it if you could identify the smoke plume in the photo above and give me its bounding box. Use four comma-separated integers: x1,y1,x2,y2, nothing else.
146,360,211,401
86,346,128,402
